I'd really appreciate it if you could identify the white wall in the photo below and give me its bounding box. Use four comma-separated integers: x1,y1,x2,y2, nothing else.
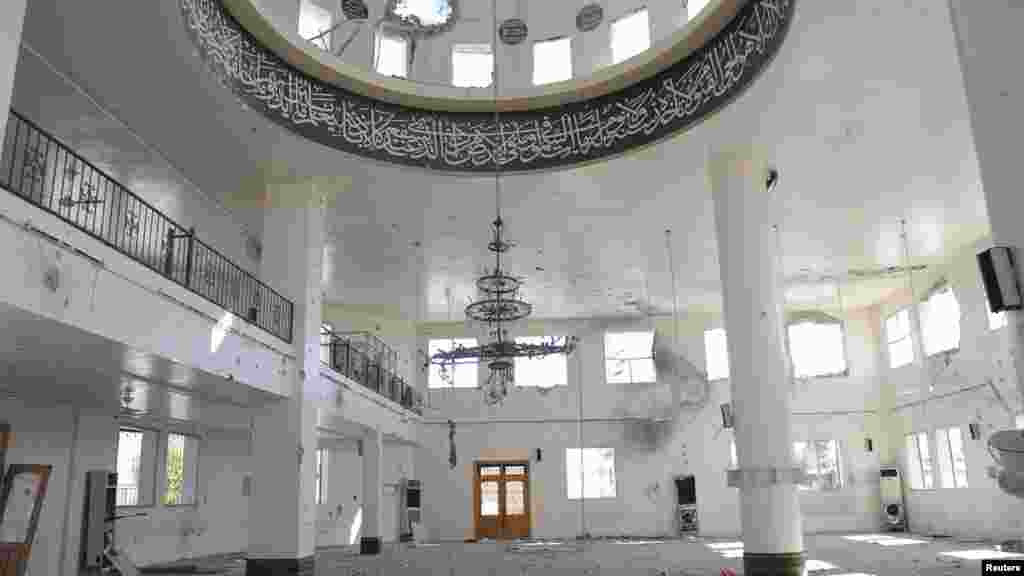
315,439,416,547
416,308,883,541
880,235,1024,539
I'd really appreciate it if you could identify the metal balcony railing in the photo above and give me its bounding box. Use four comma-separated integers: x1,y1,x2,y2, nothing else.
0,110,294,343
321,327,422,415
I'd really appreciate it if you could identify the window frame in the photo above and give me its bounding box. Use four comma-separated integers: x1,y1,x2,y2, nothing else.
935,426,969,489
374,28,410,78
919,283,961,357
298,0,335,51
785,312,849,379
162,431,200,507
513,336,569,388
532,36,573,86
603,331,656,385
610,7,651,65
685,0,712,20
427,338,480,389
315,447,328,504
321,322,334,365
450,42,494,88
885,308,915,369
115,426,158,509
905,431,935,491
704,327,730,381
566,447,617,500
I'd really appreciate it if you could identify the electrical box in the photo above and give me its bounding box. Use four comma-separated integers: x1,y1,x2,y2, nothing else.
397,478,421,542
79,470,117,570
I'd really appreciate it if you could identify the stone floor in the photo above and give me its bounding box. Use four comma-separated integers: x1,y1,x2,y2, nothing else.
131,533,1022,575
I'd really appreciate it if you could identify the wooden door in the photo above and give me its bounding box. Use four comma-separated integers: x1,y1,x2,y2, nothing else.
474,462,530,540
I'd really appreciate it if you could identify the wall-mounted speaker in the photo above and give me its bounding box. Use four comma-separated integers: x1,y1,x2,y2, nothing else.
720,403,734,429
978,247,1023,312
865,438,873,452
969,422,981,440
536,448,542,462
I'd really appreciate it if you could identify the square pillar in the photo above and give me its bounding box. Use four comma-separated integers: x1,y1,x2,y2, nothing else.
949,1,1024,404
246,181,326,576
0,0,28,138
360,427,384,554
710,148,805,576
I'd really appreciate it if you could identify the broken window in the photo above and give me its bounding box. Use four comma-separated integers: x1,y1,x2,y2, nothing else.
451,43,493,88
566,448,616,499
533,37,572,85
375,30,409,78
514,336,568,387
604,331,656,384
905,432,934,490
885,309,914,369
919,284,960,356
611,8,650,64
299,0,334,51
935,427,968,488
787,313,847,378
793,439,843,491
428,338,478,389
704,328,729,381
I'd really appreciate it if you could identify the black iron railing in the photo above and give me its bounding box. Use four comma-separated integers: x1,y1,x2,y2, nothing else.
0,110,294,343
321,328,422,415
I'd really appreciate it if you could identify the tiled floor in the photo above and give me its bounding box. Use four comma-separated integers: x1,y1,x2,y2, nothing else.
128,534,1021,575
313,533,1020,575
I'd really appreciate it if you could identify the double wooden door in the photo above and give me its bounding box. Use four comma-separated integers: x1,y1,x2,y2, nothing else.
474,462,530,540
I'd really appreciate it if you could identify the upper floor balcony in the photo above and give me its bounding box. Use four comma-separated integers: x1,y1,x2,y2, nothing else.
320,326,423,415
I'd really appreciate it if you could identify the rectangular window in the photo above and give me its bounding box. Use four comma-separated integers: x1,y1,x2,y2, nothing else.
905,432,934,490
116,428,157,507
793,439,843,491
604,331,656,384
729,438,737,469
315,448,327,504
987,299,1008,331
451,43,493,87
704,328,730,381
428,338,479,388
514,336,568,387
886,309,914,369
566,448,616,499
935,427,968,488
686,0,712,20
299,0,334,51
787,319,847,378
920,286,961,356
164,433,199,506
611,8,650,64
533,37,572,85
375,31,409,78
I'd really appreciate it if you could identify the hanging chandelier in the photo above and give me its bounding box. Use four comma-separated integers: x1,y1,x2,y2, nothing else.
428,0,576,404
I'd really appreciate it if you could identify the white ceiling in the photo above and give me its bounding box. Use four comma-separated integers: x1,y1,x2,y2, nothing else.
17,0,990,323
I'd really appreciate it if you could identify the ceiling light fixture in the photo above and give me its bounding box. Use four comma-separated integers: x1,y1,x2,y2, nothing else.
429,0,576,406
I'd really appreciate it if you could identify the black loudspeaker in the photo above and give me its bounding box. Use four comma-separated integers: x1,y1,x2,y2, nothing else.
865,438,873,452
676,475,697,505
536,448,542,462
720,403,734,429
969,423,981,440
978,247,1023,312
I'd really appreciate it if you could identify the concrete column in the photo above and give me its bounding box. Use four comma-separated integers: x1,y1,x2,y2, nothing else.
246,181,326,576
0,0,28,138
948,1,1024,405
360,427,384,554
710,148,805,575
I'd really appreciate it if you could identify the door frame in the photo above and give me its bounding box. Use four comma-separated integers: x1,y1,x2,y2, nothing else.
472,460,531,541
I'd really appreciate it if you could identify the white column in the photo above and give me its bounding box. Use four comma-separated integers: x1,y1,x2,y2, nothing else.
949,1,1024,405
0,0,28,138
360,427,384,553
247,181,325,574
710,148,805,575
